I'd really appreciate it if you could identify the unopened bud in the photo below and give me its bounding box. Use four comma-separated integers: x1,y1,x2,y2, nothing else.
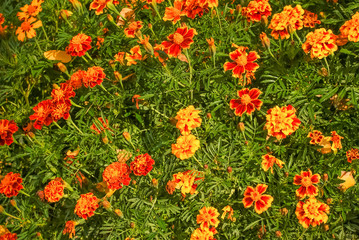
70,0,82,11
114,209,123,217
107,14,114,23
102,136,109,144
275,231,282,237
123,132,131,141
102,200,111,209
326,198,332,204
280,208,288,216
324,224,329,231
259,32,270,49
114,71,122,81
132,180,136,185
206,113,212,119
10,200,16,207
130,222,135,228
57,62,68,73
323,173,328,182
152,178,158,188
238,122,245,132
204,164,208,169
227,166,232,173
148,23,152,29
261,15,268,26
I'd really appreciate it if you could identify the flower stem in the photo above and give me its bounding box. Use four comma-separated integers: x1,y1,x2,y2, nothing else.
192,155,203,168
293,31,303,45
52,121,62,129
34,37,42,52
99,83,112,95
324,57,330,76
2,211,21,220
67,117,83,135
70,100,83,108
20,190,30,197
184,49,193,101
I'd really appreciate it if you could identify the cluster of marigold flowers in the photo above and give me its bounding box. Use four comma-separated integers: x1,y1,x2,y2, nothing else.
0,13,7,35
166,170,203,198
307,130,344,154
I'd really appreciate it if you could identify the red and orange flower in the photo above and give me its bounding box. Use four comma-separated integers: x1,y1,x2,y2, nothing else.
17,0,44,21
229,88,262,117
303,10,321,28
0,120,18,146
0,172,24,198
264,105,301,140
175,105,202,135
90,117,110,134
162,26,197,57
130,153,155,176
330,131,343,151
302,28,338,59
74,192,99,219
190,227,216,240
307,130,324,145
172,134,200,160
0,233,17,240
44,178,65,203
261,154,284,174
241,0,272,22
63,220,77,239
243,184,273,214
66,33,92,57
340,12,359,42
125,45,143,66
89,0,112,15
169,170,203,197
124,21,143,38
346,148,359,163
84,66,105,88
293,169,320,199
15,17,42,42
163,1,185,24
223,46,259,84
29,100,54,130
67,70,87,90
295,197,329,228
103,162,131,190
196,206,220,229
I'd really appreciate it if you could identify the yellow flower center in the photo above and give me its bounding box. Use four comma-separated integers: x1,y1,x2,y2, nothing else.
301,177,312,187
241,94,252,105
235,53,248,66
21,21,31,31
251,191,261,201
173,33,184,45
307,204,317,215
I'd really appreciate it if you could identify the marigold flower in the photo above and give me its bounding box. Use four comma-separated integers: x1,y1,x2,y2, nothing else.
302,28,337,59
303,10,321,28
96,36,104,49
51,83,75,104
84,66,105,88
261,154,284,174
15,17,42,42
170,170,203,197
166,180,177,194
63,220,77,239
295,197,329,228
138,35,153,54
103,162,131,190
340,12,359,42
268,5,304,40
0,120,18,146
124,21,142,38
89,0,112,15
90,117,110,134
196,206,220,229
175,105,202,135
221,205,236,222
74,192,99,219
229,88,262,117
0,172,24,198
223,46,259,84
307,130,324,145
0,14,4,25
51,101,71,121
114,51,126,65
206,37,216,55
66,33,92,57
162,26,197,58
339,171,356,192
172,134,200,160
241,0,272,22
330,131,343,151
190,227,216,240
163,1,184,24
125,45,142,66
0,233,17,240
130,153,155,176
293,169,320,199
60,9,73,19
67,70,86,89
29,100,54,130
264,105,301,140
346,148,359,163
132,94,143,109
17,0,44,21
243,184,273,214
44,178,64,203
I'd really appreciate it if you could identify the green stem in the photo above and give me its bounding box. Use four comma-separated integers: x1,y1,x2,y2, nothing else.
67,117,84,135
2,211,21,220
152,2,162,20
192,155,203,168
52,121,62,129
41,24,49,42
324,57,330,76
215,7,222,32
70,100,83,108
34,37,42,52
99,83,112,95
20,190,30,197
184,49,193,100
150,106,170,119
293,31,303,45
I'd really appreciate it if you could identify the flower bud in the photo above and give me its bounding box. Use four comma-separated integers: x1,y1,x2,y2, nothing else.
114,209,123,217
107,14,114,23
114,71,122,82
326,198,332,204
259,32,270,48
123,132,131,141
206,113,212,119
57,62,68,73
69,0,82,11
275,231,282,237
152,178,158,188
102,200,111,209
130,222,135,228
102,136,109,144
261,16,268,26
323,173,328,182
324,224,329,231
37,190,45,201
238,122,245,132
227,166,232,173
280,208,288,216
60,10,73,19
10,200,16,207
204,164,208,169
0,205,4,213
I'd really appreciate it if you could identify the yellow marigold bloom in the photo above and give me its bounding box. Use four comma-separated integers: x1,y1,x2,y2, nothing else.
340,12,359,42
295,197,329,228
221,205,236,222
302,28,338,59
264,105,301,140
190,227,216,240
172,134,200,160
196,206,220,229
339,171,356,191
175,105,202,135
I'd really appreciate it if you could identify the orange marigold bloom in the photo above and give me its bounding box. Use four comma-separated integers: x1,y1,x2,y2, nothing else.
0,120,18,146
89,0,112,15
243,184,273,214
124,21,143,38
90,117,110,134
295,197,329,228
171,170,203,197
175,105,202,135
293,169,320,199
223,46,259,84
132,94,143,109
307,130,324,145
63,220,77,239
66,33,92,57
268,5,304,40
229,88,262,117
196,206,220,229
44,178,65,203
0,233,17,240
163,1,184,24
114,51,126,65
172,134,200,160
74,193,99,219
303,10,321,28
346,148,359,163
221,205,236,222
17,0,44,21
130,153,155,176
0,172,24,198
340,12,359,42
84,66,105,88
67,70,86,89
51,101,71,121
190,227,216,240
330,131,343,151
261,154,284,174
125,45,142,66
162,26,197,58
15,17,42,42
264,105,301,140
51,83,76,104
96,36,104,49
103,162,131,190
29,100,54,130
241,0,272,22
302,28,337,59
166,180,177,195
